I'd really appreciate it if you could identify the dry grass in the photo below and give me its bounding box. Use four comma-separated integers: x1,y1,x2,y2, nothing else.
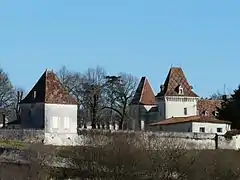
1,139,240,179
55,137,240,180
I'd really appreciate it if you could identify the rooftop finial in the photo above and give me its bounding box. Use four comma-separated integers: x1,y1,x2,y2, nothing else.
224,84,226,95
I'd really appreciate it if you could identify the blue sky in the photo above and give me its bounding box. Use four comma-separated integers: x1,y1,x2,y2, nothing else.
0,0,239,97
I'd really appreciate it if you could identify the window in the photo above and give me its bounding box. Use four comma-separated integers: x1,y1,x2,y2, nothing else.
64,117,70,129
52,116,59,129
179,86,184,95
217,128,222,133
33,91,36,99
204,111,208,116
213,111,219,117
199,127,205,132
184,108,187,115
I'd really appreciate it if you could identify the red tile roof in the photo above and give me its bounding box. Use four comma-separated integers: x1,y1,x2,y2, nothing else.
197,99,222,117
20,70,77,104
149,115,231,126
130,77,157,105
156,67,198,97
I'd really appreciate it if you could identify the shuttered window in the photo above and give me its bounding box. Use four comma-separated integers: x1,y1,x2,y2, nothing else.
64,117,70,129
52,116,59,129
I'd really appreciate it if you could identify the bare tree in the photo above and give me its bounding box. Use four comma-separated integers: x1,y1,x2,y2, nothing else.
82,66,107,129
209,91,224,100
0,68,15,109
57,66,87,126
57,66,108,129
13,87,24,122
103,73,138,129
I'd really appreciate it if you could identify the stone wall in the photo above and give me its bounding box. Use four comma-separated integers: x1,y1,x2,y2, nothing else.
45,129,218,149
0,129,44,143
78,130,218,149
217,135,240,150
2,129,240,150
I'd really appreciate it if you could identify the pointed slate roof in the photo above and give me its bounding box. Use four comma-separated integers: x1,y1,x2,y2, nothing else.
20,70,77,104
130,77,157,105
156,67,198,97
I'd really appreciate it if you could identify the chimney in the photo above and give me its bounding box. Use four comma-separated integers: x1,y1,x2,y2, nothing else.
160,85,164,92
222,95,227,101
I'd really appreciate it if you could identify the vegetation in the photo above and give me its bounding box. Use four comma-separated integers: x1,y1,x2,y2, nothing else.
217,86,240,128
0,65,138,129
1,140,240,179
53,139,240,180
57,65,138,129
0,140,25,148
209,91,224,100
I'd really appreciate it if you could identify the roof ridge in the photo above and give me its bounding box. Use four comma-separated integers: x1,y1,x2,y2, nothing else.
130,76,157,105
139,77,146,103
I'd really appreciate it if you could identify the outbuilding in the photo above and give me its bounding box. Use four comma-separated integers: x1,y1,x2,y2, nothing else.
148,115,231,135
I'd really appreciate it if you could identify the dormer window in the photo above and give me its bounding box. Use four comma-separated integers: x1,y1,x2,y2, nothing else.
202,111,208,116
178,85,184,95
213,111,218,117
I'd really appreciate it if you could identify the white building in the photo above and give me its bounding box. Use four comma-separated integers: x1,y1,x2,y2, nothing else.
129,77,158,130
130,67,231,134
19,70,78,144
149,116,231,135
155,67,199,119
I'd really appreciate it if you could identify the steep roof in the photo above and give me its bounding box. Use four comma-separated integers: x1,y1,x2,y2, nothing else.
20,70,77,104
149,116,231,126
130,77,157,105
156,67,198,97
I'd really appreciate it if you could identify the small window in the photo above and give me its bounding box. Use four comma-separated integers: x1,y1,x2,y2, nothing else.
179,86,184,95
52,116,59,129
184,108,187,115
213,111,219,117
217,128,222,133
33,91,37,99
64,117,70,129
199,127,205,132
205,111,208,116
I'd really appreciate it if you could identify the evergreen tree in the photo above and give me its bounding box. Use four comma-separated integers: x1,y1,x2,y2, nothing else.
217,85,240,128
